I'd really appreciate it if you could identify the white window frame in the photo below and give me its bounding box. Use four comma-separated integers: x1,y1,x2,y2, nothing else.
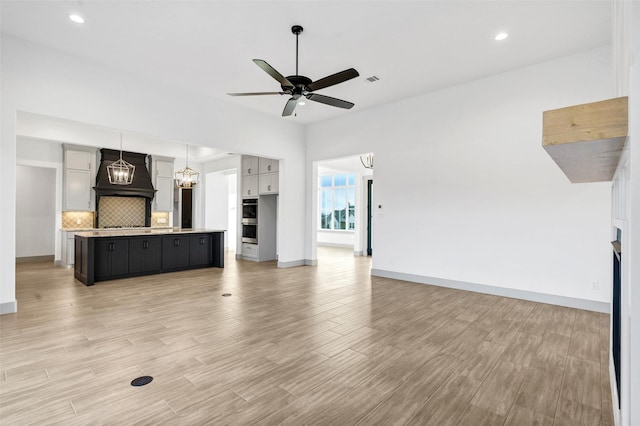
318,173,356,231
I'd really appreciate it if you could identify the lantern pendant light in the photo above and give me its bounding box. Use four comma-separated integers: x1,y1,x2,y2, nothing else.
107,134,135,185
175,145,199,188
360,154,374,169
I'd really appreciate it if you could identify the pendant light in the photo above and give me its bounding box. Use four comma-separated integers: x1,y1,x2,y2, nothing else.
360,154,374,169
175,145,199,188
107,133,135,185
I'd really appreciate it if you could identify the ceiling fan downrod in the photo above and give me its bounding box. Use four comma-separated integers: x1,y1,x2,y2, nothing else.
292,25,303,76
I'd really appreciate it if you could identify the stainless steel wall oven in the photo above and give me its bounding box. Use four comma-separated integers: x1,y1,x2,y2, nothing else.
242,198,258,243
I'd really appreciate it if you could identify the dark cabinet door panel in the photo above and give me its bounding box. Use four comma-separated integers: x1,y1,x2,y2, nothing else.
128,239,146,274
145,238,162,273
162,236,190,269
94,239,112,279
130,237,162,274
111,240,129,276
189,235,212,266
94,239,129,279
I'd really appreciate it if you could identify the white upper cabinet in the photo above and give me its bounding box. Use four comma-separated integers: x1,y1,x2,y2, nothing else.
241,175,258,198
259,172,279,195
241,155,279,197
242,156,259,176
151,157,174,212
63,145,96,211
259,157,279,174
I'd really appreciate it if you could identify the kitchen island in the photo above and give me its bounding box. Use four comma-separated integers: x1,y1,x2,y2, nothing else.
74,228,224,286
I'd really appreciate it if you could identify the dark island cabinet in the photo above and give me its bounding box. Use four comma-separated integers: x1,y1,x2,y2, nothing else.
95,238,129,280
162,236,190,270
129,236,162,274
189,234,212,266
74,231,224,286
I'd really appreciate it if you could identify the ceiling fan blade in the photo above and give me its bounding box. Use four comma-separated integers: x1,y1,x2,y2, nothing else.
306,93,354,109
253,59,294,89
227,92,287,96
306,68,359,92
282,97,298,116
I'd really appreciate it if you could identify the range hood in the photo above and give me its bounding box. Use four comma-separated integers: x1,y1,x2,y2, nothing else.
94,148,155,198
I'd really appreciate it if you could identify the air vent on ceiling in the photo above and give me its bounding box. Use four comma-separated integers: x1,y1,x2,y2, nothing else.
365,76,380,83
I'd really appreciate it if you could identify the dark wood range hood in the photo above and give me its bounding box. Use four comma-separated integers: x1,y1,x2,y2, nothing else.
94,148,156,199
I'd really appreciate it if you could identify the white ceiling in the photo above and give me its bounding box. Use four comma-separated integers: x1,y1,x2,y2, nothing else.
1,1,612,125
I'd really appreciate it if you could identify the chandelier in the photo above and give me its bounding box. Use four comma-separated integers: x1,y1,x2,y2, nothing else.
175,145,199,188
107,134,135,185
360,154,374,169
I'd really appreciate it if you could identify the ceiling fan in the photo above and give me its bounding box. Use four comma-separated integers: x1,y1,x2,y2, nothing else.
228,25,359,117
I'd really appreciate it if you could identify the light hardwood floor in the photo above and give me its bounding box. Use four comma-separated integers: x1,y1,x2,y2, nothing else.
1,247,613,425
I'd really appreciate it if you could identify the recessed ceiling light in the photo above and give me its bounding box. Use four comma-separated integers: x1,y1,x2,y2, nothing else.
298,101,306,106
69,14,85,24
495,32,508,41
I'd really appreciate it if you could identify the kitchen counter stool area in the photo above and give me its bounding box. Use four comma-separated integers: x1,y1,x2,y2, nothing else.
74,229,224,286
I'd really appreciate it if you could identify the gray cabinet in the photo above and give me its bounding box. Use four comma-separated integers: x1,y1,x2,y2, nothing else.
259,172,279,195
63,145,96,211
242,156,259,176
259,157,279,174
241,175,258,198
61,231,76,267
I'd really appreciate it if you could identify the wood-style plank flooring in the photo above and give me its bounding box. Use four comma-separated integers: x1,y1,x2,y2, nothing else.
1,247,613,425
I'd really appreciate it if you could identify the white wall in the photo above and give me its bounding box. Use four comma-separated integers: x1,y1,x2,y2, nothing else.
307,46,613,306
615,2,640,424
15,165,56,257
203,155,242,252
0,35,307,313
205,171,230,247
317,230,354,247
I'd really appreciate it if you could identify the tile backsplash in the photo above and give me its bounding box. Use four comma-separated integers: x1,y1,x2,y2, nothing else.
151,212,170,228
98,196,146,228
62,211,95,229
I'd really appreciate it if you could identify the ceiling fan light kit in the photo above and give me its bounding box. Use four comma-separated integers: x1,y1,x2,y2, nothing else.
228,25,359,117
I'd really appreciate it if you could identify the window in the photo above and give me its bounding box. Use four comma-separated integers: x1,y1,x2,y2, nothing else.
319,173,355,230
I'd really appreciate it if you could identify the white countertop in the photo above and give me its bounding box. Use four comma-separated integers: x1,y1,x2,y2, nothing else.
73,228,226,237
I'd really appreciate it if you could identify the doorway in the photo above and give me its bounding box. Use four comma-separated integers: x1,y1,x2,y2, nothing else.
15,165,56,261
205,170,238,251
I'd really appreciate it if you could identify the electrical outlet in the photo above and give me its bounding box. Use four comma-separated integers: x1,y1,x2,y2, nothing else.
76,219,82,225
591,281,600,290
158,218,167,224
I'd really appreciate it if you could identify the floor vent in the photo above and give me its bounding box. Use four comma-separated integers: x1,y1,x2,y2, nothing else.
131,376,153,387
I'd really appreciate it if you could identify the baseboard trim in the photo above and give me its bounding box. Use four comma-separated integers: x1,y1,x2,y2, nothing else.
305,259,317,266
278,259,305,268
370,269,609,313
317,242,354,249
16,255,54,263
353,251,364,256
0,300,17,315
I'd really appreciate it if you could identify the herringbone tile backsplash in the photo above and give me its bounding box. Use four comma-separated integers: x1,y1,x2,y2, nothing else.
98,196,146,227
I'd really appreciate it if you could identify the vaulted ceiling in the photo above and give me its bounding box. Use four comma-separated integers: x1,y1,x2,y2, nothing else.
1,1,612,124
